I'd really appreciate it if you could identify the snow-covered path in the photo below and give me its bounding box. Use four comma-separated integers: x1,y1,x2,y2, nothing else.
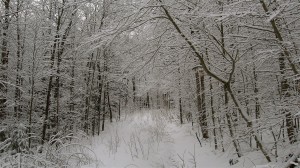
84,110,227,168
164,122,225,168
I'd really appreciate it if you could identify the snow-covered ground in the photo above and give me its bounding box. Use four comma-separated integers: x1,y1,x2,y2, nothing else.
1,109,292,168
80,110,277,168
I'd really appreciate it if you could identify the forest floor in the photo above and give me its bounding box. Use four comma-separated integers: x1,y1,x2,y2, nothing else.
82,110,275,168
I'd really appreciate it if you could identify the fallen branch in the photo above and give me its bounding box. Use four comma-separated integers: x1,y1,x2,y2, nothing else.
195,132,202,147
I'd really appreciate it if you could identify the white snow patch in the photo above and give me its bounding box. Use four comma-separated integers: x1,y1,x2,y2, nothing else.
82,110,227,168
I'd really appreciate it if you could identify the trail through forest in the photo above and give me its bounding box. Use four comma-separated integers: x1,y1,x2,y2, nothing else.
1,1,300,167
85,110,226,168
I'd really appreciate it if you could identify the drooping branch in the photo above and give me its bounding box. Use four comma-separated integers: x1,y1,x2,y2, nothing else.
157,1,227,84
259,0,299,75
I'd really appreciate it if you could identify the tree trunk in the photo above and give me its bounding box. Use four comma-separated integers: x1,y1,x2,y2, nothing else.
259,0,298,75
194,68,208,139
146,92,150,109
178,68,183,124
89,50,98,135
28,28,38,148
132,77,136,106
179,97,183,124
157,90,160,109
118,98,121,121
97,61,103,135
14,0,24,118
168,92,171,110
125,79,129,107
102,49,108,131
41,38,58,144
218,116,225,152
69,51,75,128
107,84,113,123
97,81,103,135
84,54,94,134
253,66,261,148
102,87,106,131
0,0,10,119
259,0,296,144
224,86,242,157
209,77,217,150
54,47,61,133
225,83,271,162
42,3,60,143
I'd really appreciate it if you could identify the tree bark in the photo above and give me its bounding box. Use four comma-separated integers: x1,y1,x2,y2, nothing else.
102,87,106,131
209,77,217,150
97,61,103,135
178,68,183,124
146,92,150,109
194,68,208,139
132,77,136,107
118,97,121,121
14,0,24,118
28,27,38,148
224,86,242,157
259,0,299,75
108,83,113,123
259,0,296,144
0,0,10,119
225,83,271,162
253,66,262,148
84,54,93,134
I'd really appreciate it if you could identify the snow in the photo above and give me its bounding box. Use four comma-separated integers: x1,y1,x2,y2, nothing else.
77,110,279,168
267,9,281,22
82,110,227,168
0,109,289,167
251,165,274,168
